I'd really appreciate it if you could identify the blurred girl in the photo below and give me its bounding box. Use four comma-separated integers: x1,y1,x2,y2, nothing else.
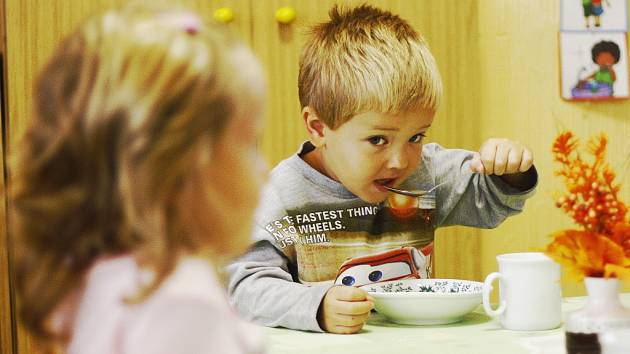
10,5,266,353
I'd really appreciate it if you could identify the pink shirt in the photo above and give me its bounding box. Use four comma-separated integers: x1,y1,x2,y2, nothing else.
52,255,264,354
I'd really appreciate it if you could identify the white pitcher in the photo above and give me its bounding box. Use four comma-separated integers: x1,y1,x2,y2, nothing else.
482,252,562,331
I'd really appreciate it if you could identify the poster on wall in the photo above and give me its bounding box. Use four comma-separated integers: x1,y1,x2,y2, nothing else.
560,32,629,100
561,0,628,31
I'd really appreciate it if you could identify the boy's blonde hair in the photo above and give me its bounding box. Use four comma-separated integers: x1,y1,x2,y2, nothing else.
10,5,256,340
298,4,442,128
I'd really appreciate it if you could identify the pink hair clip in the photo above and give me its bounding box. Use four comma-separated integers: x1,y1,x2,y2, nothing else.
186,26,197,34
184,24,198,35
162,12,201,35
181,14,201,35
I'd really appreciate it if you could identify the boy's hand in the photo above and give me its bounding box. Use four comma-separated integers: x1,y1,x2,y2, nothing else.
470,138,537,190
317,286,374,334
470,138,533,175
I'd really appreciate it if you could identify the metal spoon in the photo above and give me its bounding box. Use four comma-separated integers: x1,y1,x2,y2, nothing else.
384,182,444,197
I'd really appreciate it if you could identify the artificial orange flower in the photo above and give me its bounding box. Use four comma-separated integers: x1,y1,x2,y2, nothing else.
546,230,630,281
611,222,630,257
546,131,630,280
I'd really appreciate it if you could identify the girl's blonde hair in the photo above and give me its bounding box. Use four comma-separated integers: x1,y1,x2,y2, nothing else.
298,4,442,128
10,5,255,340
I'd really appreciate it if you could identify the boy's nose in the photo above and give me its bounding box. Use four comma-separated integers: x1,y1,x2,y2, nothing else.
386,149,408,170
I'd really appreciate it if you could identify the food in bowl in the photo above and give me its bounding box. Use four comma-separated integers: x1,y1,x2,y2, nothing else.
360,278,483,325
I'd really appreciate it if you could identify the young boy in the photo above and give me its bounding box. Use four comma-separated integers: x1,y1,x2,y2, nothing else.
227,4,537,334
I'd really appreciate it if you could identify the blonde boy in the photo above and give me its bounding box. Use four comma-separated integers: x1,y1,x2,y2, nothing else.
228,5,537,334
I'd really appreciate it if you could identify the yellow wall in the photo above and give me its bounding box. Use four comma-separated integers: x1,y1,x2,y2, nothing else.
470,1,630,296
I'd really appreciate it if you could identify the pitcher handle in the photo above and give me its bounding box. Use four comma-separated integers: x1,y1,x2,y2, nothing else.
483,272,506,317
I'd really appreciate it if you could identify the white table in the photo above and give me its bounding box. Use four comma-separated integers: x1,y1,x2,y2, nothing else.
263,293,630,354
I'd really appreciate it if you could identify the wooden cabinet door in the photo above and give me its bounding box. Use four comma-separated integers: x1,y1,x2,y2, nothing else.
4,0,252,155
378,0,483,282
250,0,482,160
1,1,14,352
2,2,252,353
1,1,13,352
0,135,12,354
251,0,368,166
251,0,482,281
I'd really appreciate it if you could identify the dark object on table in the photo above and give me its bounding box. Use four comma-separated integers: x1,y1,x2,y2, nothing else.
566,332,601,354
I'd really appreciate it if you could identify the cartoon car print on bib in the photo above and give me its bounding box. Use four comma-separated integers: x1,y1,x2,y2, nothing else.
333,246,431,287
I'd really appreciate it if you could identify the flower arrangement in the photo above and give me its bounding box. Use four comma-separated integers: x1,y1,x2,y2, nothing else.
545,131,630,280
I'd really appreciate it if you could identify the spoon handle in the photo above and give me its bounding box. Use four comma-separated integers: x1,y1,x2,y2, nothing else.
384,182,445,197
383,186,426,197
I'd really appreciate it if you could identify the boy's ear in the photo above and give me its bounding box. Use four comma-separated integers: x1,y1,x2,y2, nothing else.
302,106,328,147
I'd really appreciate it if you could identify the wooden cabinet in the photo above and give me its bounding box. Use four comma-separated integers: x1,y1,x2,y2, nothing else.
249,0,482,281
1,1,13,353
0,2,484,352
1,2,253,353
3,0,253,156
5,1,629,353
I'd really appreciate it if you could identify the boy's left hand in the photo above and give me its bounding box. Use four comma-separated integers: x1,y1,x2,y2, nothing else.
470,138,533,175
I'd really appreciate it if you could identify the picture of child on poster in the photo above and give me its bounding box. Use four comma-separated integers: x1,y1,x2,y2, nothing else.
560,32,629,100
561,0,627,31
573,40,620,97
582,0,610,28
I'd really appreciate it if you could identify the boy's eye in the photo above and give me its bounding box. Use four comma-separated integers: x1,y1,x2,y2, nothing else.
367,136,388,146
409,133,426,143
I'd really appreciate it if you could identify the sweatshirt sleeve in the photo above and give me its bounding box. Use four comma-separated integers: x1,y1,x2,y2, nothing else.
226,240,332,332
423,143,538,228
226,185,333,332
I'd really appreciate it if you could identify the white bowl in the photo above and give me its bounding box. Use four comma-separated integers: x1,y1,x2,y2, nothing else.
359,279,483,325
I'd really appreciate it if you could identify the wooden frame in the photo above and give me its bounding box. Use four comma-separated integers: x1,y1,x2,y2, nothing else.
559,31,629,101
0,0,16,352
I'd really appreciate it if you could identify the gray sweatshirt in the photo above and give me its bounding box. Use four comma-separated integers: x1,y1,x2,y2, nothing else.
227,142,537,332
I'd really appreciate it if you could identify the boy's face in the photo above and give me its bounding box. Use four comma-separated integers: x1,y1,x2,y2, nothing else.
311,110,434,204
596,52,615,67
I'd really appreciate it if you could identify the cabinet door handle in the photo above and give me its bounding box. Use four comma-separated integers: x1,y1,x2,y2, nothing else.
275,7,296,24
213,7,234,23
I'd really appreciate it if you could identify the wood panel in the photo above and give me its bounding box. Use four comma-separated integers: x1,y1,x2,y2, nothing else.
0,102,13,352
251,0,483,281
251,0,347,166
1,0,14,352
252,0,468,162
3,2,115,351
0,0,16,351
387,0,483,282
3,1,252,352
4,0,252,155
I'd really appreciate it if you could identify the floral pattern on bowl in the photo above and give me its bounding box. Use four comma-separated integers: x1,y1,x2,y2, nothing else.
362,279,483,295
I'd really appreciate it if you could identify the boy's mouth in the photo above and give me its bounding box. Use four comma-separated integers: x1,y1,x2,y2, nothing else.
374,178,396,191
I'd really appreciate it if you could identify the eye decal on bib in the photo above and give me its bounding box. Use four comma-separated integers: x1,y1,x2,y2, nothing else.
341,276,356,286
368,270,383,282
334,262,414,287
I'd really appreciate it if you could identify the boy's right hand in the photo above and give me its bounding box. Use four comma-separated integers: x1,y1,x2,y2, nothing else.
317,286,374,334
